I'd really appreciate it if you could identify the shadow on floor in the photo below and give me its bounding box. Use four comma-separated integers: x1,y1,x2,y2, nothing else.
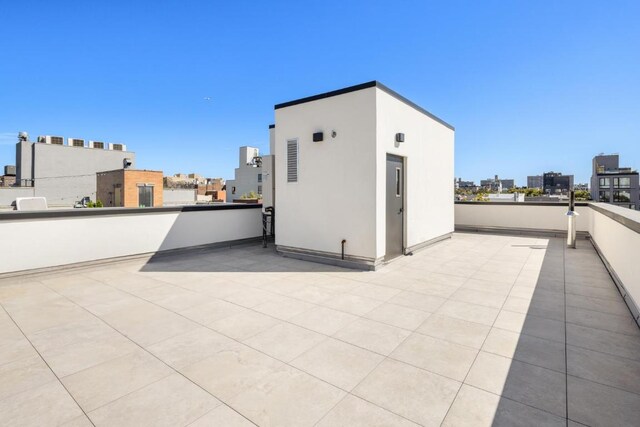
139,240,356,274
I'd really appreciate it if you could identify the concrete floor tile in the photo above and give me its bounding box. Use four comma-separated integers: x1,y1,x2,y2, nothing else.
462,278,513,295
416,313,491,349
316,394,419,427
61,349,173,411
333,318,410,355
252,296,315,320
289,284,337,304
181,344,283,401
291,338,383,391
178,298,247,325
567,345,640,395
0,380,83,427
566,305,640,336
349,283,402,301
493,309,565,343
40,330,139,377
391,333,478,381
288,305,358,335
208,310,280,341
450,287,507,308
88,373,219,427
189,405,254,426
388,290,447,312
353,359,460,426
321,293,382,316
363,302,431,330
442,384,566,427
147,326,237,369
567,323,640,361
244,322,325,362
568,375,640,427
436,300,500,326
565,293,630,317
482,327,566,372
465,351,566,417
229,365,345,427
0,355,56,401
26,316,114,354
101,303,200,346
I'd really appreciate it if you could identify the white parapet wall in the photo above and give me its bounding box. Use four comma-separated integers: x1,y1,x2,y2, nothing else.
0,205,263,274
455,202,591,234
588,203,640,322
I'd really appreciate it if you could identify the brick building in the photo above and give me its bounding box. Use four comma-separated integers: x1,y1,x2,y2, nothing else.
97,169,163,208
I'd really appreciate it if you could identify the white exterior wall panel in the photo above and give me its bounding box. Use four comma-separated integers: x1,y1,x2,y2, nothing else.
375,89,455,258
274,88,378,260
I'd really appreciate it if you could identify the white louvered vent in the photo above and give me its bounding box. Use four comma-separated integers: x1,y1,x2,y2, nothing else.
287,140,298,183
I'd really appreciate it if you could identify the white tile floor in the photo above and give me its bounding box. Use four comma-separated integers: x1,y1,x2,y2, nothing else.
1,232,639,426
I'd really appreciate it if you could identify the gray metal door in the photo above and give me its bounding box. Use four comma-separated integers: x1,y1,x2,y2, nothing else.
386,154,404,260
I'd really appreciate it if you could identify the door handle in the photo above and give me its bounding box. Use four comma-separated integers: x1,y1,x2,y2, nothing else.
398,208,403,214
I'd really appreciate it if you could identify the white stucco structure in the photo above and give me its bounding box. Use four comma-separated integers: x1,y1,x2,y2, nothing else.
226,146,263,202
272,81,455,269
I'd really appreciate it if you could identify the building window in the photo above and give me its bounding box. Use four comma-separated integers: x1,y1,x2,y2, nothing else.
258,173,262,183
258,185,262,194
232,186,236,194
599,177,610,188
598,191,610,202
287,139,298,183
138,185,154,207
395,167,401,197
613,191,631,203
614,177,631,188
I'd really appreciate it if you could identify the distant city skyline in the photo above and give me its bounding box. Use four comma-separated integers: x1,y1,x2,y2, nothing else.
1,1,639,183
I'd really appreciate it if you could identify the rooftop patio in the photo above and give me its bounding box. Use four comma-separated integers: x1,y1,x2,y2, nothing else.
1,231,639,426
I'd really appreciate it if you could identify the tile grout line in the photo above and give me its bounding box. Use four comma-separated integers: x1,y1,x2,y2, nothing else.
0,303,96,427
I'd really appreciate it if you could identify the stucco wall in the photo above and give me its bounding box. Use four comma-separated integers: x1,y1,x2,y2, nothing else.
0,206,262,274
0,187,35,207
163,188,197,206
455,203,591,233
274,86,378,260
375,89,455,257
589,204,640,320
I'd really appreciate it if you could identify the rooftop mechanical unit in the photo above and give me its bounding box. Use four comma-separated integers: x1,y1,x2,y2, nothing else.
89,141,106,149
108,143,126,151
68,138,85,148
37,135,64,145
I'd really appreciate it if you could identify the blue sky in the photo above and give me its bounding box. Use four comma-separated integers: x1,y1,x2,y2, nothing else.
1,1,639,185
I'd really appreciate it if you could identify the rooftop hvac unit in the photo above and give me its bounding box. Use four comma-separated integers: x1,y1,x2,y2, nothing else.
68,138,85,148
37,135,64,145
89,141,106,149
108,143,126,151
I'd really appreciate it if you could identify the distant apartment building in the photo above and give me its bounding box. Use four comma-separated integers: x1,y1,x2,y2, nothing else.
480,175,514,192
575,183,589,192
590,154,639,210
455,178,475,189
97,169,163,207
527,175,543,189
14,132,134,206
226,146,263,202
543,171,574,195
196,178,226,202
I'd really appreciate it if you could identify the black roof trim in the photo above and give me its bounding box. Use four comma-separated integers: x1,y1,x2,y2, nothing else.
268,124,275,129
274,81,454,131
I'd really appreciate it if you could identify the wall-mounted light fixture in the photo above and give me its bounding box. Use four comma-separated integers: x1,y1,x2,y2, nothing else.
313,132,324,142
395,133,405,143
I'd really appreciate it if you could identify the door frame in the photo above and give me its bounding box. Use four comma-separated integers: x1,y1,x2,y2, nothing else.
385,153,407,260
